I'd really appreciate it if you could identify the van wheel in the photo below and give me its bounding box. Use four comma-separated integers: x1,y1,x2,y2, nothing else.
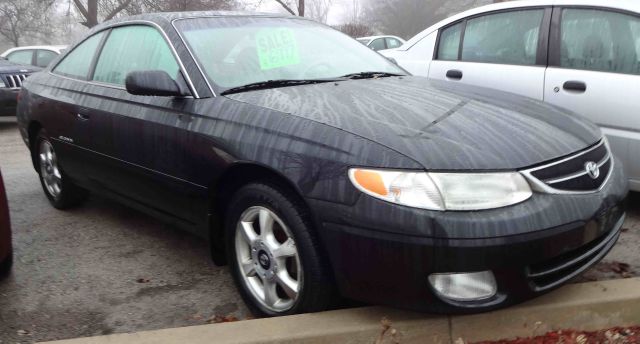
36,129,88,209
225,182,337,317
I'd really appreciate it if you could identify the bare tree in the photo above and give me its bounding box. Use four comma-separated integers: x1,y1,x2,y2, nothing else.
365,0,490,39
305,0,332,23
133,0,236,12
0,0,56,47
336,22,374,38
72,0,133,28
273,0,303,16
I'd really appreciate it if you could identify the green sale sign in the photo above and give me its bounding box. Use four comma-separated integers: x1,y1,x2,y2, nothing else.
256,28,301,70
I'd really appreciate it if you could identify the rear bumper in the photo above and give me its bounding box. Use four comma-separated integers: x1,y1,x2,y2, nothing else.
0,88,18,116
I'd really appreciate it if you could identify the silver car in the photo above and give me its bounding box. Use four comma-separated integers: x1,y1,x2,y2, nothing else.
382,0,640,191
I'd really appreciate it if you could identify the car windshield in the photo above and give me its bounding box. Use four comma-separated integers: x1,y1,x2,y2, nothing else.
174,17,405,91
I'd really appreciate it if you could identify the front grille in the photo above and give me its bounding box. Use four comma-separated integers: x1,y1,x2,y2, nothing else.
523,140,611,193
526,212,624,292
1,73,30,89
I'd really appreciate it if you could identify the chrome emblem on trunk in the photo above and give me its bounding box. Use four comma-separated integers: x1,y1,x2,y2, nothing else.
585,161,600,179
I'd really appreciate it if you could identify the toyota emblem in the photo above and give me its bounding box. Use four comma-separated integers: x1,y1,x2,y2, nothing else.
584,161,600,179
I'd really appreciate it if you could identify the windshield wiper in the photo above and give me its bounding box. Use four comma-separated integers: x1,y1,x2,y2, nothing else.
338,71,405,80
221,79,339,95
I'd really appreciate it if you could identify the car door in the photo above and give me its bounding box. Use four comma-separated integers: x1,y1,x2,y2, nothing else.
428,8,551,100
6,50,34,66
81,24,204,227
545,7,640,191
44,32,107,183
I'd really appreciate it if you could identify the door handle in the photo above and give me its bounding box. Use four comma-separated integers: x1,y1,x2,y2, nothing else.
562,81,587,92
76,113,90,121
446,69,463,80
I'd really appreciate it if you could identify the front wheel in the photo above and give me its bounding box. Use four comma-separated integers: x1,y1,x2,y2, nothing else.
36,130,88,209
225,182,337,317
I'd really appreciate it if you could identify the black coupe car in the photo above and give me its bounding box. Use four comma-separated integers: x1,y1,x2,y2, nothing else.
16,12,627,316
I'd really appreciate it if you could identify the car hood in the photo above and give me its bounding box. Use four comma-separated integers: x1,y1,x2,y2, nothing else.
225,77,601,170
0,59,40,73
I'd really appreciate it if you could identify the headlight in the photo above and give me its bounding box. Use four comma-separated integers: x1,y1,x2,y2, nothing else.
348,168,532,211
0,79,6,88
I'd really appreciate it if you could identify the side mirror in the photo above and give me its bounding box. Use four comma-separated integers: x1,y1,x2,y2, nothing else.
125,70,183,97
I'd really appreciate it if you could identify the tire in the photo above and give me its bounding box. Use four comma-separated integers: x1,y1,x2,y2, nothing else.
35,129,88,209
225,182,337,317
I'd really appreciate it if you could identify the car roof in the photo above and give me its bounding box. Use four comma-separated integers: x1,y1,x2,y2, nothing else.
91,10,293,31
357,35,404,41
401,0,640,50
1,45,67,57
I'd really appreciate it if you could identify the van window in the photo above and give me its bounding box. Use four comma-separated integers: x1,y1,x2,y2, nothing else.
36,50,58,67
461,9,544,65
369,38,386,51
386,37,402,49
7,50,33,65
561,9,640,74
436,23,462,60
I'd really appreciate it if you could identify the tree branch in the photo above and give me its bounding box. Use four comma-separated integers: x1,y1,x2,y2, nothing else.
72,0,89,19
104,0,132,21
274,0,296,15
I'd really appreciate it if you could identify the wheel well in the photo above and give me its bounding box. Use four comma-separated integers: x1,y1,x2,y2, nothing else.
209,163,311,265
27,121,42,169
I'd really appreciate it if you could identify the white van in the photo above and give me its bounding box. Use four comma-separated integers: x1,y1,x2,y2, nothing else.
382,0,640,191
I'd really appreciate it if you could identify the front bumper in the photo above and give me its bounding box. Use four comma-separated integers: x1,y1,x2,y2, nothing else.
311,159,628,313
0,88,19,117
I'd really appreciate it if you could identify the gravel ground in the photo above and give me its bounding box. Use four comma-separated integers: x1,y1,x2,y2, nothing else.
0,117,638,343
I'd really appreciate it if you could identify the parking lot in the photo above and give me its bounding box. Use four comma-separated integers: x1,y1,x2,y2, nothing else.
0,119,250,343
0,117,638,343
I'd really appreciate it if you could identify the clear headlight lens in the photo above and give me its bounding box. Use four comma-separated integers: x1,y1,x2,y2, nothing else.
348,168,532,211
0,79,6,88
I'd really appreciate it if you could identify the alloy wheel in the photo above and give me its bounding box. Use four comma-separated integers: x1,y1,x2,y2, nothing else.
235,206,302,313
39,140,62,198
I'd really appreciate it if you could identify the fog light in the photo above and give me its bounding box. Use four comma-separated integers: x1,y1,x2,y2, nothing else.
428,271,497,302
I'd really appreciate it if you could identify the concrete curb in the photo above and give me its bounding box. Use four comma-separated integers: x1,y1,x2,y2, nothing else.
41,278,640,344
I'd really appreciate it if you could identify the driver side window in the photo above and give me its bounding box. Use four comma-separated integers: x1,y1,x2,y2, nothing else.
93,25,179,85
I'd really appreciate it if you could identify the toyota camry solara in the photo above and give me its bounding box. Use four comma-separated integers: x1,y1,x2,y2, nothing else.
16,12,628,316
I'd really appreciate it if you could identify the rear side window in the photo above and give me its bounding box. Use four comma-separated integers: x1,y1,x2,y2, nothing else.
7,50,33,65
560,9,640,75
369,38,386,51
53,32,105,80
36,50,58,67
436,23,462,60
461,9,544,65
93,25,179,85
386,37,402,49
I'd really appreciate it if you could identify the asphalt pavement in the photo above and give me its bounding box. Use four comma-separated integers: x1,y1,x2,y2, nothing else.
0,117,638,343
0,118,249,343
